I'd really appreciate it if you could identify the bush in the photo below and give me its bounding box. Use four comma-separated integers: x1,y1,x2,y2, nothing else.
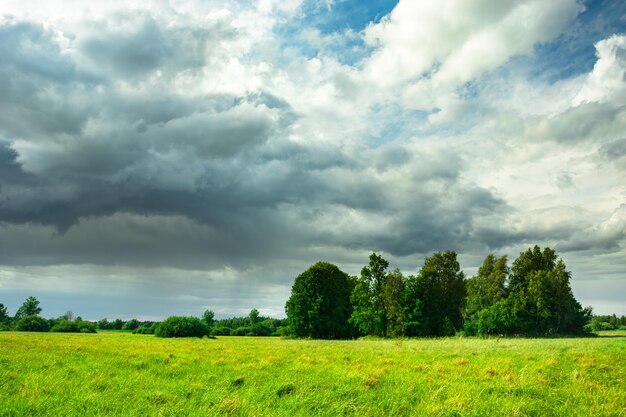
249,322,273,336
210,326,232,336
50,319,97,333
78,321,97,333
50,320,80,332
230,326,251,336
133,323,157,334
155,316,209,338
14,315,50,332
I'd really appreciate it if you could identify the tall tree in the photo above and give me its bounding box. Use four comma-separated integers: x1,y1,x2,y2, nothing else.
509,245,557,293
465,254,508,318
382,269,407,337
15,296,42,318
202,310,215,330
248,309,260,325
408,251,466,336
0,303,9,323
285,262,355,339
470,246,591,336
349,253,390,337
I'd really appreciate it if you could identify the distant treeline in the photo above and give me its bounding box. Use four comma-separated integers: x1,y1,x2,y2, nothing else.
0,245,622,338
285,246,605,338
0,300,287,337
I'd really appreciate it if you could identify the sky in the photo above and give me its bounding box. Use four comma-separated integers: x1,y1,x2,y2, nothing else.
0,0,625,320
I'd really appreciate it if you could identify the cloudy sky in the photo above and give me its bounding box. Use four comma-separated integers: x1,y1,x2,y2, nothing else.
1,0,625,320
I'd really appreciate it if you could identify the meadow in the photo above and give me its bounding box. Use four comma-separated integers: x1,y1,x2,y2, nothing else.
0,332,624,417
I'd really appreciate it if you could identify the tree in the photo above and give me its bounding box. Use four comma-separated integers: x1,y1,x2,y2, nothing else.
0,304,9,324
465,254,508,318
15,296,42,318
509,245,557,293
203,310,215,330
381,269,407,337
468,246,591,336
248,309,260,325
407,251,466,336
155,316,209,338
122,319,140,331
285,262,355,339
349,253,390,337
14,315,49,332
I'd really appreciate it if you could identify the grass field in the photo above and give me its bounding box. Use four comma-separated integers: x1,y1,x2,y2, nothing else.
0,332,624,416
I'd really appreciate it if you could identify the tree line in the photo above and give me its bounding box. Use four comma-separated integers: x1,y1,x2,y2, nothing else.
0,298,287,337
285,245,596,338
0,245,620,339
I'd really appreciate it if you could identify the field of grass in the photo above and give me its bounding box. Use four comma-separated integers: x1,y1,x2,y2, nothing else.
0,332,624,416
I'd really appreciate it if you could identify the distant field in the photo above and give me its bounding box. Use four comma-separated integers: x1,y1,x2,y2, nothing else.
0,332,624,416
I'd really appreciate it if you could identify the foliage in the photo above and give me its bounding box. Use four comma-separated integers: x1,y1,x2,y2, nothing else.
202,310,215,330
231,326,252,336
155,316,209,338
13,315,49,332
50,319,97,333
210,326,232,336
349,253,390,337
122,319,140,331
464,246,591,336
15,296,42,319
0,303,10,324
584,314,626,332
381,269,408,337
285,261,355,339
133,323,157,334
406,251,466,336
465,254,508,318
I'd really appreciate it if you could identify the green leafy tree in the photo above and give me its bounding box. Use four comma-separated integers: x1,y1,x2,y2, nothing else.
15,296,42,318
468,246,591,336
155,316,209,338
203,310,215,330
248,309,260,325
509,245,557,293
349,253,390,337
14,315,49,332
123,319,140,331
382,269,407,337
0,304,9,324
465,254,508,318
285,262,355,339
407,251,466,336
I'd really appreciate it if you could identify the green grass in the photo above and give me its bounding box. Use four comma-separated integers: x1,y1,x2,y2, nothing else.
0,332,624,416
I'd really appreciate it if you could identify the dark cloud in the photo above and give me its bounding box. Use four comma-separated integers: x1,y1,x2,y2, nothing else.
1,3,624,319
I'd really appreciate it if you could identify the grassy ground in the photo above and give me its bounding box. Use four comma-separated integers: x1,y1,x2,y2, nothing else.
0,332,624,416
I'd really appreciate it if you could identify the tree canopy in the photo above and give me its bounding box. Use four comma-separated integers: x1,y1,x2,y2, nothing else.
285,261,355,339
15,296,42,318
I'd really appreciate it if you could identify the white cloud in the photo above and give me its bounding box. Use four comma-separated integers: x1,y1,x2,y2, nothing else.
573,35,626,106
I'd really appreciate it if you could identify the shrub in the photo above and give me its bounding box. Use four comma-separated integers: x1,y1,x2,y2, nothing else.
249,322,273,336
211,326,232,336
50,320,80,332
155,316,209,338
133,323,157,334
230,326,251,336
50,319,97,333
78,321,97,333
123,319,140,331
14,315,50,332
